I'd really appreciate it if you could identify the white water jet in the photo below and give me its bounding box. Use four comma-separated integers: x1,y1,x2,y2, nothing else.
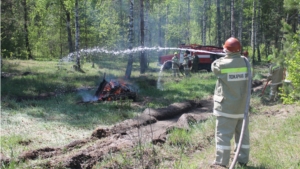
157,60,173,90
60,46,225,62
60,45,225,91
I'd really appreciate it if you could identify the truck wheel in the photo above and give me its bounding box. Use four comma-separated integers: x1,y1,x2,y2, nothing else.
163,62,172,70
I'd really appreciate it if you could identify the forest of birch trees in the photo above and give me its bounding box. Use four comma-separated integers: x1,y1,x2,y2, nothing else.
1,0,299,65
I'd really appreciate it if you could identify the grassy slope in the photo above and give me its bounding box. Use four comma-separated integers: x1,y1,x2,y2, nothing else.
1,59,299,169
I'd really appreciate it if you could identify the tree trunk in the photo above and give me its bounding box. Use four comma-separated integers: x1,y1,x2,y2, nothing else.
251,0,256,64
66,12,73,53
165,5,169,49
230,0,235,37
223,0,229,40
84,0,88,63
125,0,134,79
75,0,80,69
186,0,190,44
207,1,212,44
140,0,146,74
216,0,221,47
202,0,207,45
22,0,33,59
257,0,261,62
238,0,244,50
158,10,163,59
61,0,73,54
145,0,150,66
275,1,284,49
118,0,124,48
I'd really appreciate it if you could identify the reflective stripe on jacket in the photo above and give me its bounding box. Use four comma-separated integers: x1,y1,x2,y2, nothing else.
211,53,250,118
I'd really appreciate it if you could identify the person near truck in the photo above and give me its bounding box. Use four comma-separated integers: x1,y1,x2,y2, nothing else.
172,52,180,77
266,54,284,101
191,53,199,73
210,37,250,168
182,51,191,77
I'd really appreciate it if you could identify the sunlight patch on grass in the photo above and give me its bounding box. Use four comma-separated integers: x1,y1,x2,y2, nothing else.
1,111,93,157
250,111,300,168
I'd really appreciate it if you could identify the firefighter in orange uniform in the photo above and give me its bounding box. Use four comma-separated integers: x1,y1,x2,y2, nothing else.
210,37,250,168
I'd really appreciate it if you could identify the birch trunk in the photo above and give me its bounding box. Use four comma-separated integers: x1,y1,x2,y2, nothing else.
125,0,134,79
119,0,124,48
158,9,163,58
61,0,73,54
202,0,207,45
216,0,221,47
75,0,80,69
207,1,211,44
238,0,244,50
187,0,190,44
145,0,149,65
230,0,235,37
165,5,168,49
22,0,33,59
223,0,229,40
256,0,261,62
251,0,256,64
140,0,146,74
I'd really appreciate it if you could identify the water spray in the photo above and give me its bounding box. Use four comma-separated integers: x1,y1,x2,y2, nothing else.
157,60,174,90
61,46,225,62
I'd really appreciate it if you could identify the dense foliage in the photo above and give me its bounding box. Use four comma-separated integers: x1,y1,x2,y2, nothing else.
278,0,300,104
1,0,298,59
1,0,299,102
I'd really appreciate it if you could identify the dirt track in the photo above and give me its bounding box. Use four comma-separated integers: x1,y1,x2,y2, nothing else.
13,97,213,168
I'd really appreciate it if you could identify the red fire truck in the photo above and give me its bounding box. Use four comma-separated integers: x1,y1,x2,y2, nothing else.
158,44,225,71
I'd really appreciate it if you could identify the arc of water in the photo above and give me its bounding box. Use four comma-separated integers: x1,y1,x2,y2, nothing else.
62,46,225,62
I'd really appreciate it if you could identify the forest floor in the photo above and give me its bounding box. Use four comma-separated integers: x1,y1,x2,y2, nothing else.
1,60,299,169
3,76,293,169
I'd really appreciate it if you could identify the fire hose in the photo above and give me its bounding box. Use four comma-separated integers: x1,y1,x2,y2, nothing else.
229,57,252,169
260,80,269,96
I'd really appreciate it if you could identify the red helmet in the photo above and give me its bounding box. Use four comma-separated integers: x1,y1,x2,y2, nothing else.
243,51,249,57
223,37,241,52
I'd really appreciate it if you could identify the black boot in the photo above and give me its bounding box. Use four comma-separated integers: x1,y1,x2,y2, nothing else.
238,162,247,167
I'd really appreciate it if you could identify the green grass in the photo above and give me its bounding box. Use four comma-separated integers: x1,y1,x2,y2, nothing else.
251,110,300,168
1,58,300,169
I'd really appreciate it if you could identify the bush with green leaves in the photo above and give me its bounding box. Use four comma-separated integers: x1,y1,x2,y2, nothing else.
280,22,300,104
